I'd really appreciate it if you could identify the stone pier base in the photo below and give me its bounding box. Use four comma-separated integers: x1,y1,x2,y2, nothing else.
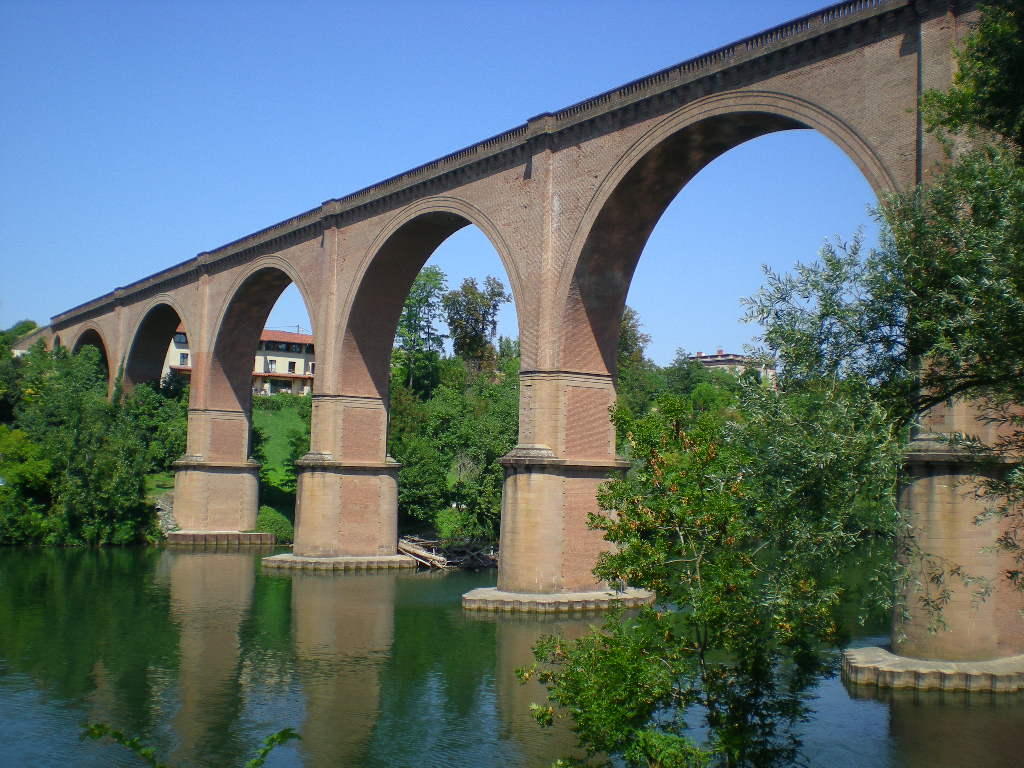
166,531,276,546
843,646,1024,693
262,553,417,572
462,587,654,613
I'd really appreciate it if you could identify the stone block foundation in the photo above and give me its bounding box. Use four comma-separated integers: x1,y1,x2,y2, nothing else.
843,646,1024,693
172,457,260,532
166,531,276,546
262,553,417,571
462,586,654,613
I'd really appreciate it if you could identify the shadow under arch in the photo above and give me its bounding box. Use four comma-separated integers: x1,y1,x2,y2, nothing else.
207,261,318,413
123,299,194,392
339,199,521,399
71,326,112,386
557,91,893,376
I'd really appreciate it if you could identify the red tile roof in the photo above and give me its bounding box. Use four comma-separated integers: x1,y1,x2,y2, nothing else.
173,324,313,345
260,329,314,345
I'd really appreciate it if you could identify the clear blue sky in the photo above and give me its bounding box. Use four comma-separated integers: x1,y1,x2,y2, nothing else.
0,0,879,365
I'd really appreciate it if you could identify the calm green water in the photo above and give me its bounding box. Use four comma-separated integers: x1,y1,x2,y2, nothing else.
0,546,1020,767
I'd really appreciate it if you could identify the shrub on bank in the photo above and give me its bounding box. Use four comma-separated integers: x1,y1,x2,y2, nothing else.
255,505,294,544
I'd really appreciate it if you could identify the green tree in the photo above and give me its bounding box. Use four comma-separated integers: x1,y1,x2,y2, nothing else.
744,1,1024,598
3,345,154,545
0,338,24,424
0,319,38,348
122,381,188,474
442,275,511,371
526,382,900,767
922,0,1024,146
615,306,666,426
394,265,448,395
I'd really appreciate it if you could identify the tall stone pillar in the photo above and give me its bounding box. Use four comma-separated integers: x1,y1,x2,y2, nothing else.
895,398,1024,662
845,399,1024,691
173,407,259,532
290,394,400,558
463,371,652,610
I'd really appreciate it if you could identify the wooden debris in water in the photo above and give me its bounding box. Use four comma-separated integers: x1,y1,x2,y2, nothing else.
398,536,497,570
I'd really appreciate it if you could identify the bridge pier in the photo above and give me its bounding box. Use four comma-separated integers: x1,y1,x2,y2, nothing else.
895,438,1024,663
463,371,653,611
290,455,400,557
266,393,415,569
845,401,1024,691
171,408,260,533
171,457,260,532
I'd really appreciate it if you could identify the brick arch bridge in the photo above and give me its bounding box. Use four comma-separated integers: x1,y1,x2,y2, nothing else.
45,0,1023,666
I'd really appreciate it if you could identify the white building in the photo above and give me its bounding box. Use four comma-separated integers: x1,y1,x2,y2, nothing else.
163,327,315,395
689,349,776,382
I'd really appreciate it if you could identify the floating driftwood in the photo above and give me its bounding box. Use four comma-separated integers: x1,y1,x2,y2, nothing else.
398,536,497,570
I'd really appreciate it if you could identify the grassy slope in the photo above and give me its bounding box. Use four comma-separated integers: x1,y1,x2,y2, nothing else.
143,406,305,503
144,471,175,502
252,406,305,485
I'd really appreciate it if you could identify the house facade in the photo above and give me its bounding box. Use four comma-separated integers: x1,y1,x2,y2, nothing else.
689,349,776,383
163,327,315,395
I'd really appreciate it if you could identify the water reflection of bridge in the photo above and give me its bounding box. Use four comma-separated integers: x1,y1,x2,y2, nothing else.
162,548,590,766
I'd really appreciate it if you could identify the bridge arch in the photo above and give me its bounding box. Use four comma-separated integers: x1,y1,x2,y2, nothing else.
71,325,112,386
337,196,521,399
207,257,319,413
123,296,196,392
556,90,894,375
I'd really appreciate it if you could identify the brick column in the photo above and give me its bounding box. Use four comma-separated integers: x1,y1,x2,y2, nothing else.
895,398,1024,662
172,407,259,532
464,371,652,610
845,400,1024,691
498,371,626,593
291,394,399,557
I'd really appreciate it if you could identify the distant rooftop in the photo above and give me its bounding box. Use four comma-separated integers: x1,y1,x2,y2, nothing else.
174,325,313,345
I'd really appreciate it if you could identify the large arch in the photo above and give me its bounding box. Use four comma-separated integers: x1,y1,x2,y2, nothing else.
556,91,892,376
123,297,195,392
207,259,318,414
290,198,520,558
172,259,318,533
338,196,522,400
71,325,112,386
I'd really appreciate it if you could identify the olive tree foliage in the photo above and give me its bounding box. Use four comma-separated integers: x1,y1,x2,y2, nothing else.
922,0,1024,146
747,0,1024,593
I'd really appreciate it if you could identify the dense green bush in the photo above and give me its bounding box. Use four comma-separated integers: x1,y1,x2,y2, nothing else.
0,344,155,545
255,505,294,544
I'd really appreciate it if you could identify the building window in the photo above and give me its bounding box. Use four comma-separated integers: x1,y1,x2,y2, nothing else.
305,344,314,354
173,332,187,345
288,361,296,374
179,353,189,367
310,362,315,374
267,359,276,373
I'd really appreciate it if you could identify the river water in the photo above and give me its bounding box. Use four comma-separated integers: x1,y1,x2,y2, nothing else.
0,546,1020,767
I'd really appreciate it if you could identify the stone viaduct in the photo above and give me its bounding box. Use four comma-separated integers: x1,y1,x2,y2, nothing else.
42,0,1024,672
